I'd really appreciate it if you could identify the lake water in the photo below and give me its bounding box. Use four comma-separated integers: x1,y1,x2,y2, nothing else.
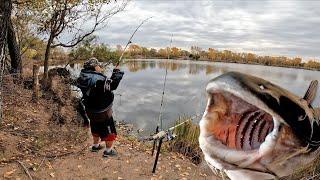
67,59,320,133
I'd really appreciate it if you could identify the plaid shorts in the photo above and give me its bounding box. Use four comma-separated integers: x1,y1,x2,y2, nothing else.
86,108,117,141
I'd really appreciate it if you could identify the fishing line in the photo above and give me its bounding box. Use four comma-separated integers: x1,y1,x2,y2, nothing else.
158,34,173,130
116,17,153,67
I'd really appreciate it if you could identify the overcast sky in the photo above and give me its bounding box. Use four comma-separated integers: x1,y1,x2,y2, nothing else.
93,0,320,60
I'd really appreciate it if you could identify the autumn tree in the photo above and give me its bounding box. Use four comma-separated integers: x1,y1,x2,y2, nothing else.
141,47,148,58
246,53,256,62
92,44,119,63
69,37,119,64
158,48,167,58
190,46,201,60
27,0,128,83
180,50,190,58
128,44,141,57
208,48,217,61
149,48,157,57
170,47,181,58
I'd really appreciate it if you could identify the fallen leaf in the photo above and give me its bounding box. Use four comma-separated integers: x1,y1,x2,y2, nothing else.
46,162,53,169
4,169,16,178
200,173,207,177
117,177,123,180
50,172,55,178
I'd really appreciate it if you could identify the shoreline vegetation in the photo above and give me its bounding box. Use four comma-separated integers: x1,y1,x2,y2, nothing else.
25,39,320,72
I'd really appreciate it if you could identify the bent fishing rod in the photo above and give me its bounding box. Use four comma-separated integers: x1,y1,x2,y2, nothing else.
64,17,152,69
115,16,153,67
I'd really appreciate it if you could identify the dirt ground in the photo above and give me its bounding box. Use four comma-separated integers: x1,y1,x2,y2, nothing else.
0,72,218,180
0,130,217,180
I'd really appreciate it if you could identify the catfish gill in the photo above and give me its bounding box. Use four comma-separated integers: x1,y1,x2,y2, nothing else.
199,71,320,180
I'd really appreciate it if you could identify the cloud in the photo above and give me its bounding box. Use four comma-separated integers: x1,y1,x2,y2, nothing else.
91,0,320,59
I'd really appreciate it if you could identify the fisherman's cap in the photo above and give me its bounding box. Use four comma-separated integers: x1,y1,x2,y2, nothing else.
84,57,102,69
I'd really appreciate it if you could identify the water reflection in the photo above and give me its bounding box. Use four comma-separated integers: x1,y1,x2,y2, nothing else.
67,59,320,134
125,60,216,75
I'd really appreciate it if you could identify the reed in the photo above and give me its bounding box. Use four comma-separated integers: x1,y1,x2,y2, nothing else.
169,116,202,164
282,156,320,180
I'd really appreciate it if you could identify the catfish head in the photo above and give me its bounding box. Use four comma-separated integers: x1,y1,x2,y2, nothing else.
199,71,320,179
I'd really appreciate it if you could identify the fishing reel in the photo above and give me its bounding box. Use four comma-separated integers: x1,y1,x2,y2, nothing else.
166,129,177,141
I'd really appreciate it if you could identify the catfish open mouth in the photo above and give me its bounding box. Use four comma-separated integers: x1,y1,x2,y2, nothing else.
206,91,274,151
200,72,320,179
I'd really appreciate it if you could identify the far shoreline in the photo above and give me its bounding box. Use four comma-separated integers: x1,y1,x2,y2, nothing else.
126,58,320,72
34,57,320,73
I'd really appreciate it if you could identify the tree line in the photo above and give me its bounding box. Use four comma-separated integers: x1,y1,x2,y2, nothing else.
63,42,320,71
110,44,320,70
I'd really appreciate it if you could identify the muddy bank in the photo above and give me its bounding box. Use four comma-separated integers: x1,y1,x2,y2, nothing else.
0,71,216,179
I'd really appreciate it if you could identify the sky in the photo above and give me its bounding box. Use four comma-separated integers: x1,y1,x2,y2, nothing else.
92,0,320,60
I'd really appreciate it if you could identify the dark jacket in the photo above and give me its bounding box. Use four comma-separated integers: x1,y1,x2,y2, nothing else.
77,69,124,113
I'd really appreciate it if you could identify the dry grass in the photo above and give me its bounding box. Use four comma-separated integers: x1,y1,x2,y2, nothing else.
281,155,320,180
168,116,202,164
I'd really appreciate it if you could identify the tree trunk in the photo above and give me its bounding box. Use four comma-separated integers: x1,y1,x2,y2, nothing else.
32,64,40,102
7,16,22,75
43,34,54,84
0,0,12,122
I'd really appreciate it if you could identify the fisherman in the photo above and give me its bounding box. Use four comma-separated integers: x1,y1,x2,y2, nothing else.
77,57,124,157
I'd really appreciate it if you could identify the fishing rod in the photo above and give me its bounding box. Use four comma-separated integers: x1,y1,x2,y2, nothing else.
139,115,200,173
64,17,152,69
150,34,173,168
142,117,195,141
158,33,173,130
115,16,153,67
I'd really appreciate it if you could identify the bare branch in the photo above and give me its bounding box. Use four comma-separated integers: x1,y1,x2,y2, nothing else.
51,1,127,48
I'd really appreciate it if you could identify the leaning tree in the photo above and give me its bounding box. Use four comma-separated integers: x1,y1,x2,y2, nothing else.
26,0,128,84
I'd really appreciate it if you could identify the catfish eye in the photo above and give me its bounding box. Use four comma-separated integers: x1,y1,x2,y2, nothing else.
259,84,265,90
298,114,307,121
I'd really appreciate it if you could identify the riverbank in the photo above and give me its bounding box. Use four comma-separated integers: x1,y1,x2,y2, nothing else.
127,58,320,72
25,56,320,76
0,72,216,179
